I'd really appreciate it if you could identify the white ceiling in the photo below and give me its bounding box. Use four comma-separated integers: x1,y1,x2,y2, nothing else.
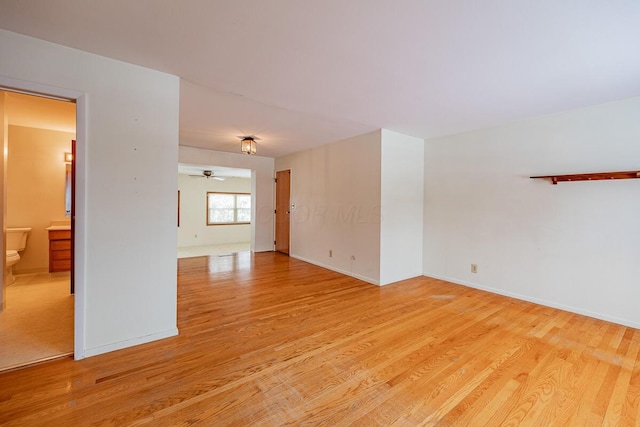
178,164,251,179
1,1,639,158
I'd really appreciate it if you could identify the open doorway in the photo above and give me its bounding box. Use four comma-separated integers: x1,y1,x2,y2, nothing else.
0,90,75,371
177,163,253,258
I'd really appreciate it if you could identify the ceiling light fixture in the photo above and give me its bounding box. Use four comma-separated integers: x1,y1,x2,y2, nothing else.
241,136,257,155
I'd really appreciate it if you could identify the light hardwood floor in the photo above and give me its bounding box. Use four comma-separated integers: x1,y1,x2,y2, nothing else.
0,252,639,425
177,242,250,259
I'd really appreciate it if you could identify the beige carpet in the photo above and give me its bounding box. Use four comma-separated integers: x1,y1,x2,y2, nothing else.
0,273,74,372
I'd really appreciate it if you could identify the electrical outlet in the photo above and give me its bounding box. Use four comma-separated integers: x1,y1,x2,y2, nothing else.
329,250,332,257
471,264,478,274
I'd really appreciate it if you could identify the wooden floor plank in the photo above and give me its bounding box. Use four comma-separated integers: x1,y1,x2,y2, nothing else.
1,252,640,425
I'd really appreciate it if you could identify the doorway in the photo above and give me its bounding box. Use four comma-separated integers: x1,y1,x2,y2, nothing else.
177,164,253,259
0,90,75,371
275,169,291,254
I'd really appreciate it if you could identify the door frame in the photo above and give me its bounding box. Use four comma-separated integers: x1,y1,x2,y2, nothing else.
0,76,87,359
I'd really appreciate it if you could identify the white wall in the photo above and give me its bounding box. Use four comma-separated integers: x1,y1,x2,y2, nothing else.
423,96,640,328
0,29,180,357
276,131,382,284
177,175,251,247
178,146,274,252
380,129,424,285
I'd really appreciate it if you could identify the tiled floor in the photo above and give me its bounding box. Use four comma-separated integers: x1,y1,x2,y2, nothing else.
0,273,73,372
177,242,250,258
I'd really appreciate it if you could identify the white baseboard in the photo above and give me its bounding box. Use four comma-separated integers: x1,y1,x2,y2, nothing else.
289,254,380,286
81,327,179,358
424,272,640,330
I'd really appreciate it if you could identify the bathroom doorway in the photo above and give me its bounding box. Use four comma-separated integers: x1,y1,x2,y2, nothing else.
0,89,76,371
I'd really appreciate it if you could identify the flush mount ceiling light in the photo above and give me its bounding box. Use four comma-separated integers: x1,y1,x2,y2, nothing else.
240,136,257,155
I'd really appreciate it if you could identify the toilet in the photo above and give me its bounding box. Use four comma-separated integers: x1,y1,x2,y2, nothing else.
5,227,31,285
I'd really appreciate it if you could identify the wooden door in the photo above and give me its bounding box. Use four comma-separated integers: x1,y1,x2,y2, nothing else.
275,170,291,254
70,139,75,294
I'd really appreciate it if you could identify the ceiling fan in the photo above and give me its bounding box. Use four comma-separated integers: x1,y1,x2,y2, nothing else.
189,170,225,181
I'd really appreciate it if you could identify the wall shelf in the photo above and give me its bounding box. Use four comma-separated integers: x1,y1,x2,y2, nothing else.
530,170,640,185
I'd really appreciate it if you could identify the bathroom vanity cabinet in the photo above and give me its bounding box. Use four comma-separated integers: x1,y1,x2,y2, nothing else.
48,229,71,273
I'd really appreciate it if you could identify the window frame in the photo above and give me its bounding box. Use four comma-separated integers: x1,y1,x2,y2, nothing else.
206,191,252,226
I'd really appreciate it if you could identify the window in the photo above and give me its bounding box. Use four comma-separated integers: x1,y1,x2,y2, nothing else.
207,192,251,225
